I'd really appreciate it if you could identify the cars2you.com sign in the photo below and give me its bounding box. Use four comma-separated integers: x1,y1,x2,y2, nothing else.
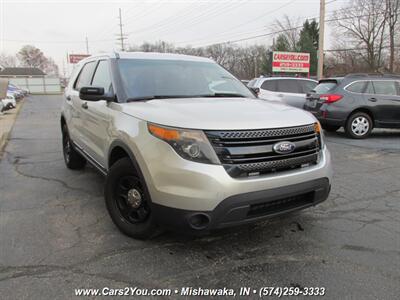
272,51,310,73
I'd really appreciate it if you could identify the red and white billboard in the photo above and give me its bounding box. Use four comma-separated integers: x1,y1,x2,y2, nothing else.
272,51,310,73
68,54,90,64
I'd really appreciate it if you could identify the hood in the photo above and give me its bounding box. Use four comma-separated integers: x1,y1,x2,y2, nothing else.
120,97,316,130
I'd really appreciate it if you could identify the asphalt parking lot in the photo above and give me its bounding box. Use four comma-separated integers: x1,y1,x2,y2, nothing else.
0,95,399,299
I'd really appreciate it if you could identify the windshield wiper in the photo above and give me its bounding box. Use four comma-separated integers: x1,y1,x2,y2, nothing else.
126,95,198,102
200,92,247,98
126,93,248,102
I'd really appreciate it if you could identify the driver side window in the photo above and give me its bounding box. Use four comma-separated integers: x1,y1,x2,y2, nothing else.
74,61,97,91
92,60,113,93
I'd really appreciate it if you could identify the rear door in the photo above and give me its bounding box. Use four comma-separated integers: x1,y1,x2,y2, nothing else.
370,80,400,127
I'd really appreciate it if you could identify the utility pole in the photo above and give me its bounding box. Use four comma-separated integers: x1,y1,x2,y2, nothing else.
117,8,127,51
317,0,325,80
85,36,89,54
254,56,258,78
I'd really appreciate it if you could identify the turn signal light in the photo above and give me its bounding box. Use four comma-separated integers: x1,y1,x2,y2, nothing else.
314,122,321,134
320,94,343,104
148,124,180,141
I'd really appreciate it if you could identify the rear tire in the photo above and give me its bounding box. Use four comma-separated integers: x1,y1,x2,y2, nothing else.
345,112,373,139
62,124,86,169
105,157,157,239
323,125,340,132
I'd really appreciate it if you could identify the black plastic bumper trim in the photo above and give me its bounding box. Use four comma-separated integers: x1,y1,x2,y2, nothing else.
151,178,330,233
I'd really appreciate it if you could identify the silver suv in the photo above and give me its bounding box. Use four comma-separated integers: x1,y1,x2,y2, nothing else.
61,52,332,239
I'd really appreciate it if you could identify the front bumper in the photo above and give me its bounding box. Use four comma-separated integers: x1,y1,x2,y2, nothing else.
152,177,330,232
134,124,332,211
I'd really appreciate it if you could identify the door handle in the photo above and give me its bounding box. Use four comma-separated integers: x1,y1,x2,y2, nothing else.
368,97,377,102
82,102,88,109
66,95,71,101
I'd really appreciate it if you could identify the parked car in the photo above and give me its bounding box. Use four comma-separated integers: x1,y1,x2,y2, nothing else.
9,83,29,96
0,99,4,113
61,52,332,239
304,73,400,139
7,87,23,100
248,76,318,108
1,93,17,110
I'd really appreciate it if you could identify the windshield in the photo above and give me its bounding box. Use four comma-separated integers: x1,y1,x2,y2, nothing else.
117,59,255,100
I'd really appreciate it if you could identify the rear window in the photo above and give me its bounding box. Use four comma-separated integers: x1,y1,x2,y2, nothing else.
276,79,302,93
299,80,317,93
346,81,367,93
314,81,337,93
372,81,398,96
261,80,277,91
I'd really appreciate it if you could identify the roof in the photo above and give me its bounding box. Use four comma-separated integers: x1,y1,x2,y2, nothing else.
0,67,46,76
257,76,317,82
80,51,214,64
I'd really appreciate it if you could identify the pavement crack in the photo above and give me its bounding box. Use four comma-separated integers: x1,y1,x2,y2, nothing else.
13,163,94,195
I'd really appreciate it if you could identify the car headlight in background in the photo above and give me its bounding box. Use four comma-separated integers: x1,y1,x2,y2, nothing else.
148,123,220,165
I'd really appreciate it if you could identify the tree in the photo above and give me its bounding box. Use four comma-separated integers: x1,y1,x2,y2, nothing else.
273,34,291,51
385,0,400,72
43,57,59,76
335,0,387,71
297,20,319,75
16,45,59,75
0,53,18,67
274,15,301,51
17,45,48,68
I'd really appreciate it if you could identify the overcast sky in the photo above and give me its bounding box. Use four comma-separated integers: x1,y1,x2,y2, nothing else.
0,0,346,75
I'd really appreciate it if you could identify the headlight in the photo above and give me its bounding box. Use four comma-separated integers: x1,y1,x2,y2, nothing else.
148,123,220,165
314,121,324,149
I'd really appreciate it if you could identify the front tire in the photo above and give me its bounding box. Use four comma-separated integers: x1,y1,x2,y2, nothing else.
345,112,373,139
105,157,157,239
62,124,86,169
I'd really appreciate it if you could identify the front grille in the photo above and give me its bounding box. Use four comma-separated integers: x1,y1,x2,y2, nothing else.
247,192,314,216
205,124,320,178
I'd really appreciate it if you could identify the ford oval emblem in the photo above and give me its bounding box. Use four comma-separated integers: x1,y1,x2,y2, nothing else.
273,141,296,154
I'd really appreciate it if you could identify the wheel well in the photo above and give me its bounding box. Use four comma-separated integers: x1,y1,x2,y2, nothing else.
348,108,374,125
109,146,130,168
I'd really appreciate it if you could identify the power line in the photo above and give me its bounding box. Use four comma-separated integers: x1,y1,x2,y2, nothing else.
192,11,398,48
175,0,297,46
125,2,206,36
148,0,251,39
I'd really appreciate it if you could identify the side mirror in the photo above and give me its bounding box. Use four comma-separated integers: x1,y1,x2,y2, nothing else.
79,86,114,101
250,87,260,97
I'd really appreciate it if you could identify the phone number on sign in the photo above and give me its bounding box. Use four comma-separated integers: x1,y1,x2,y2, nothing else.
255,287,326,297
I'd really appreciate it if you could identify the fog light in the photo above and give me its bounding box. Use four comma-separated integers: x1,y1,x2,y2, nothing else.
188,213,210,230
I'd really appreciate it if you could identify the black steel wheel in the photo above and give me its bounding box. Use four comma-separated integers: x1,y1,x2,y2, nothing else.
114,175,150,224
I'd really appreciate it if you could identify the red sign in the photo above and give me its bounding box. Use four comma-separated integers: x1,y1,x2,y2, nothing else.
68,54,90,64
272,51,310,73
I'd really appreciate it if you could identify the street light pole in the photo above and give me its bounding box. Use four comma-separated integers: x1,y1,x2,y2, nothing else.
317,0,325,80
